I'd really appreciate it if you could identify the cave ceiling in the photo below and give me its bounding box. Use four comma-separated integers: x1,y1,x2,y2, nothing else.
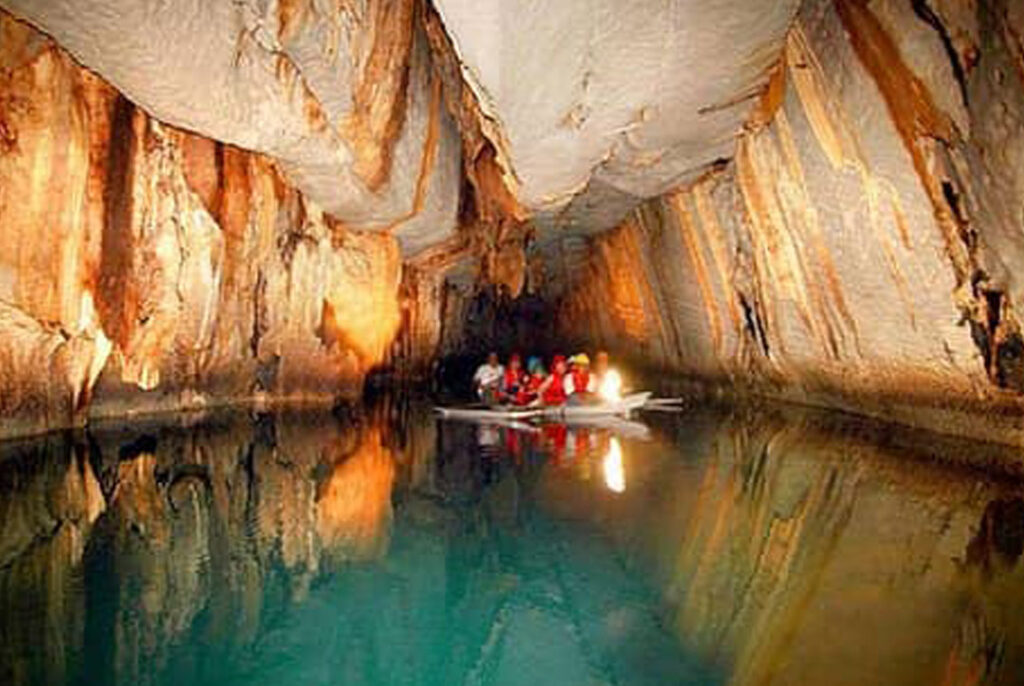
0,0,800,252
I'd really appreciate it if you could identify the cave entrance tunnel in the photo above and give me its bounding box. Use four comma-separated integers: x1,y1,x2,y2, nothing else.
428,274,574,400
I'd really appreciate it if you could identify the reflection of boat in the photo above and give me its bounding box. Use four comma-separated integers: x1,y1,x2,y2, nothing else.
540,392,652,419
549,415,652,440
435,392,653,421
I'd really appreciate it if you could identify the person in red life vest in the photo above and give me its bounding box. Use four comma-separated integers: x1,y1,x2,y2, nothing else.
515,356,547,406
500,353,525,403
564,353,593,404
540,355,569,405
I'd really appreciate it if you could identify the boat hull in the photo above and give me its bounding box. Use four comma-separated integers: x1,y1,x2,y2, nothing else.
435,392,652,421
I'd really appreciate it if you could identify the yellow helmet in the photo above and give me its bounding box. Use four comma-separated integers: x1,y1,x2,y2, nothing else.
572,353,590,366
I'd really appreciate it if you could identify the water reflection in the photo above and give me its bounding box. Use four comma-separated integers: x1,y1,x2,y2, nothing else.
0,437,103,686
0,404,1022,685
603,438,626,493
316,427,395,565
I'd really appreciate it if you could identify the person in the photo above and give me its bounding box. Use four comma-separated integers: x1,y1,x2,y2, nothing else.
564,353,592,400
511,356,545,406
473,352,504,404
540,355,568,405
501,353,525,402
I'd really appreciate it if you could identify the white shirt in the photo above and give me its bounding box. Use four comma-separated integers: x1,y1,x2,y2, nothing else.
473,363,504,390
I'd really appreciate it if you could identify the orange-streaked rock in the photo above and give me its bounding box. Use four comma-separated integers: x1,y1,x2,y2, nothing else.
553,0,1024,445
0,12,408,439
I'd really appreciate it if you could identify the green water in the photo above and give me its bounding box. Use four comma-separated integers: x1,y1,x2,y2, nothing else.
2,403,1024,685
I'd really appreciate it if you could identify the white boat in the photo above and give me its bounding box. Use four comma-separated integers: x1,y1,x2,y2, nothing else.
435,392,652,421
434,405,544,421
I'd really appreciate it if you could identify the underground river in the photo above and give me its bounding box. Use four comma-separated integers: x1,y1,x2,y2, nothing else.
2,400,1023,686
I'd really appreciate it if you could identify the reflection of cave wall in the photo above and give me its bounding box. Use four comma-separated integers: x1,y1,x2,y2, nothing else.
0,438,103,686
550,408,1024,686
3,402,1024,685
0,404,430,686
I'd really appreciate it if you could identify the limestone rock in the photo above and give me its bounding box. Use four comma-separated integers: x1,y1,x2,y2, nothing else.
433,0,801,232
0,12,409,438
5,0,1024,442
0,0,461,251
552,0,1024,444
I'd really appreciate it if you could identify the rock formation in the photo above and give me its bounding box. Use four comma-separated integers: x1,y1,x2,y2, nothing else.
0,12,410,437
553,0,1024,444
2,1,1024,442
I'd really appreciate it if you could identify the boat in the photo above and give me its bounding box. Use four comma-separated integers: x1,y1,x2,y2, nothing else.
435,392,653,422
434,404,543,421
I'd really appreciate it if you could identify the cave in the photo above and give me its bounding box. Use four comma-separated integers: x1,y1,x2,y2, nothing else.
3,1,1024,684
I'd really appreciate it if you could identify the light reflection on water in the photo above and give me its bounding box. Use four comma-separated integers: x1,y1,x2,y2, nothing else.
604,438,626,493
1,402,1023,686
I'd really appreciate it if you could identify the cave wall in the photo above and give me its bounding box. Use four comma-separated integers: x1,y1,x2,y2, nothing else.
555,0,1024,444
6,0,1024,443
0,12,440,439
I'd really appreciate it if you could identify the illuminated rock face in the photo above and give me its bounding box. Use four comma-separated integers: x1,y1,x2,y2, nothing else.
433,0,800,231
0,0,462,252
554,0,1024,444
4,0,1024,441
0,13,407,437
0,0,802,238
